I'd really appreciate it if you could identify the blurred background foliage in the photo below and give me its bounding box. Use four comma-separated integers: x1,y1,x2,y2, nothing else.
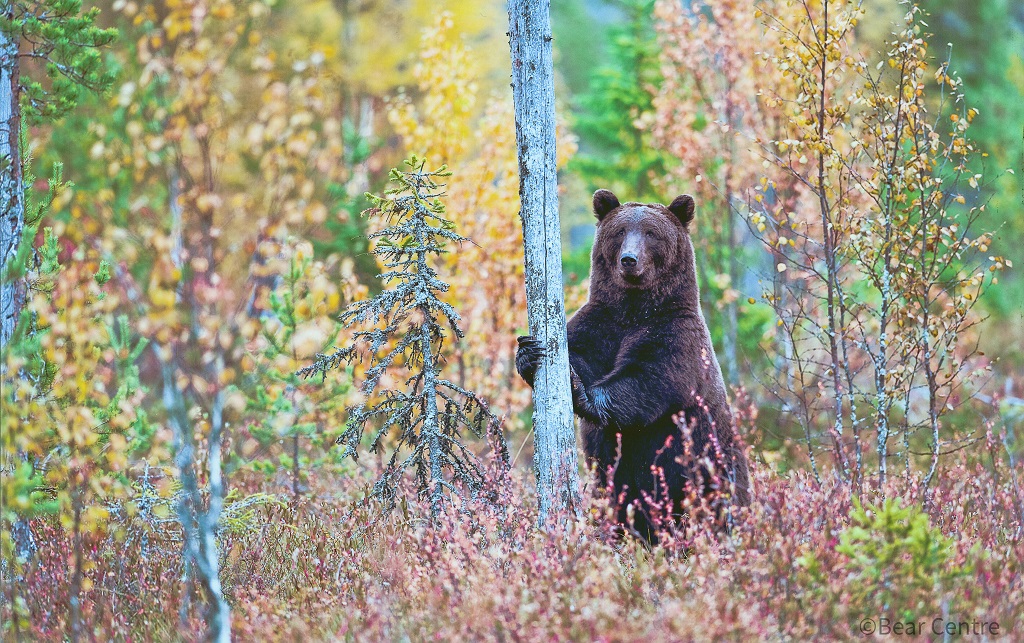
1,0,1022,637
4,0,1020,522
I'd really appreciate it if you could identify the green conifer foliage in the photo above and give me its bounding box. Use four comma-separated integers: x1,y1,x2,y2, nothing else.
300,157,504,519
2,0,116,122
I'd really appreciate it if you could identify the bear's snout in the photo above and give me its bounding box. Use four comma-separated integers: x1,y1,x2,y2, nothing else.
617,230,645,281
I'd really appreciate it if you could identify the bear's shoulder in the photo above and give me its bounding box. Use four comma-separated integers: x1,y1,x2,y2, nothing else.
568,301,615,330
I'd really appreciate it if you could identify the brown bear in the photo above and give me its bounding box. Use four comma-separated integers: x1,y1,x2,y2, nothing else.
517,189,750,541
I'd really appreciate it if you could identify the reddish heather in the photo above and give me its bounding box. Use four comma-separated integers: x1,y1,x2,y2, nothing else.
5,455,1022,642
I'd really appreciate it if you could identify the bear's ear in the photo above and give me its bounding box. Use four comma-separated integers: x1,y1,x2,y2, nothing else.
668,194,695,229
593,189,620,221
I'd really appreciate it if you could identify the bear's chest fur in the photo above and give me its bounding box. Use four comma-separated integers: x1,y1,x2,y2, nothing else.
567,298,688,387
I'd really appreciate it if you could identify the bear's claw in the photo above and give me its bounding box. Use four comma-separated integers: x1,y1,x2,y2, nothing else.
515,335,546,387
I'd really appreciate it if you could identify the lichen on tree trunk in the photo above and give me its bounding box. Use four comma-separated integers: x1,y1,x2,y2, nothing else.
507,0,581,525
1,22,24,352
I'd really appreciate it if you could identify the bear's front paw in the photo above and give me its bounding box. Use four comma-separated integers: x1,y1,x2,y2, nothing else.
569,366,611,425
515,335,546,387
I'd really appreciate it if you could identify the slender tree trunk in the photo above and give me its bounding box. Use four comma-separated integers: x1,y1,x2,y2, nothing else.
202,361,230,643
164,355,231,643
812,0,849,480
724,187,738,387
1,16,37,567
420,319,445,517
69,488,83,643
164,171,231,642
508,0,581,524
292,432,300,502
723,87,739,387
724,260,739,385
1,20,24,351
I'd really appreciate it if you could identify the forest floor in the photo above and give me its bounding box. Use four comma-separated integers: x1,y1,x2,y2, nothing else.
6,456,1023,641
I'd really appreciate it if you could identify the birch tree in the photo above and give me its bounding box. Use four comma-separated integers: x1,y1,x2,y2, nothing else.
508,0,581,523
2,0,114,579
0,15,23,351
0,0,114,351
752,0,1006,493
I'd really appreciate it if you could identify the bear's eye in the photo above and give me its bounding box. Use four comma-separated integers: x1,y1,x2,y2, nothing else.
645,230,658,239
615,229,625,238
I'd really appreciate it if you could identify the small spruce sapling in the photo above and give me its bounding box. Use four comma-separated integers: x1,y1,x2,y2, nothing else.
299,157,504,519
239,238,355,500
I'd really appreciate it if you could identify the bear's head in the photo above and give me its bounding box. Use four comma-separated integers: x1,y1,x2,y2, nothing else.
590,189,696,296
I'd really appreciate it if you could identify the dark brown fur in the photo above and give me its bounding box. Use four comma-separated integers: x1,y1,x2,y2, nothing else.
517,189,750,540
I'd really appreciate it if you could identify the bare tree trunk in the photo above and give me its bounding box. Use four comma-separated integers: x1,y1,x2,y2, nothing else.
812,0,849,480
723,188,738,387
508,0,581,524
1,20,24,351
164,356,231,643
722,88,739,387
1,16,37,569
350,96,374,194
420,319,445,518
69,488,84,643
164,173,231,642
201,361,230,643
